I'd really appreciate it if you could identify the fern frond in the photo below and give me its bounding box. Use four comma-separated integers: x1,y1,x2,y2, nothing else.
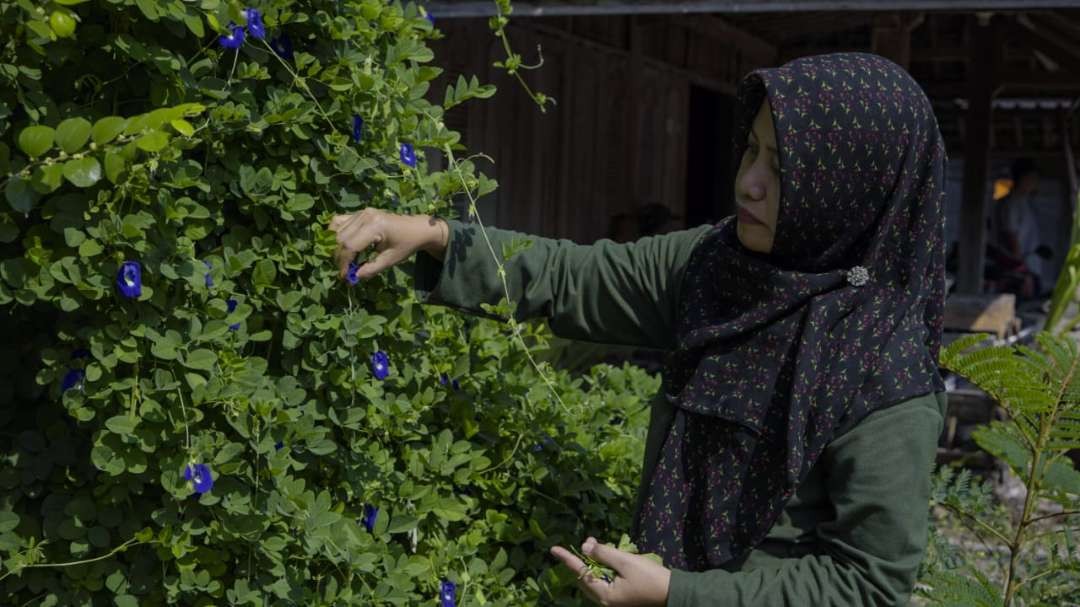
924,568,1003,607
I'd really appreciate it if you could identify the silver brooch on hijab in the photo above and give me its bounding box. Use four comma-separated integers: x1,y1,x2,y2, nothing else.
846,266,870,287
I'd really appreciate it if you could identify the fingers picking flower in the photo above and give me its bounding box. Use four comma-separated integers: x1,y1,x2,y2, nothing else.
346,262,361,286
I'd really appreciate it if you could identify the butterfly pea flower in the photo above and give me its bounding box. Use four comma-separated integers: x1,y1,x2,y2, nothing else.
183,463,214,495
270,34,293,60
361,503,378,533
370,351,390,380
116,261,142,299
439,374,460,391
274,440,284,451
219,23,245,49
243,7,266,40
61,369,85,392
440,579,456,607
226,298,240,331
399,143,417,167
203,260,214,288
352,115,364,144
346,262,361,286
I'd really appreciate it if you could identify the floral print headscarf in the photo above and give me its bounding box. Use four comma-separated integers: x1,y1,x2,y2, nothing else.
635,53,947,570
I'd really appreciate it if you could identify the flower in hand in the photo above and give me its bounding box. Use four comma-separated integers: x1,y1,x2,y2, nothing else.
550,535,671,606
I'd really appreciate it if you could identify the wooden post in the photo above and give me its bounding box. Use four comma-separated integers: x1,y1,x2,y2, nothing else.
871,13,924,70
956,14,997,294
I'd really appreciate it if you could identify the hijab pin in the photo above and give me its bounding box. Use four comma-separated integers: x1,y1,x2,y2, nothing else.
846,266,870,287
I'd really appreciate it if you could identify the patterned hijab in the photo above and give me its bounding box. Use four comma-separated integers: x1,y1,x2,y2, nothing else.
634,53,946,570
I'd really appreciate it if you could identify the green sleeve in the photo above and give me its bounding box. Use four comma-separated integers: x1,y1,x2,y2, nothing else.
412,219,712,349
666,393,947,607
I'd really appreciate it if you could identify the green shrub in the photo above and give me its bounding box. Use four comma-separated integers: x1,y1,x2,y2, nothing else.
0,1,655,604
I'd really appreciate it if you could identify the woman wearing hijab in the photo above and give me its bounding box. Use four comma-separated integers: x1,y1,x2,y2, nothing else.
328,53,947,606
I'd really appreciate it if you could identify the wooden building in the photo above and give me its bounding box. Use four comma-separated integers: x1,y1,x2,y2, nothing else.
427,0,1080,295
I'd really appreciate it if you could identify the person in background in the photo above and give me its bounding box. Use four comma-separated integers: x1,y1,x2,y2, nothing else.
988,158,1045,299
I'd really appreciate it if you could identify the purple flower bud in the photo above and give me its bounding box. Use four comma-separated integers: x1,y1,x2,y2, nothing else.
440,579,456,607
116,261,142,299
399,143,417,167
274,440,284,451
346,262,361,286
219,24,246,49
270,34,293,60
362,503,379,533
439,373,449,386
61,369,85,392
203,260,214,288
226,298,240,331
370,351,390,380
352,115,364,144
183,463,215,495
243,8,266,40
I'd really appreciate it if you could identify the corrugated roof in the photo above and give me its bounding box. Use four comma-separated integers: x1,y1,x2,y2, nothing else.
428,0,1080,18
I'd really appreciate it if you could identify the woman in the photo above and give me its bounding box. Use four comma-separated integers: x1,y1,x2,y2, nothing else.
328,53,947,606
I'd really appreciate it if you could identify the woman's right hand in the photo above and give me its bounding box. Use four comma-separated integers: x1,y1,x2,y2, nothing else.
328,209,449,282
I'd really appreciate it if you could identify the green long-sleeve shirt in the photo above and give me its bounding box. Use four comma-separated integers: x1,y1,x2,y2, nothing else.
413,220,947,607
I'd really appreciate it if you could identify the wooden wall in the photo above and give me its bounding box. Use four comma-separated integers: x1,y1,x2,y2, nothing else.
429,16,775,243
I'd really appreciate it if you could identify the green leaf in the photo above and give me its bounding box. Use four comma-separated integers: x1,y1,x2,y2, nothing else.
5,176,37,213
17,125,55,158
0,511,19,533
62,157,102,187
91,116,127,145
253,259,277,287
78,239,104,257
55,117,92,154
135,131,169,152
54,0,91,4
169,119,194,137
31,164,65,193
104,415,138,435
104,152,126,183
184,348,218,371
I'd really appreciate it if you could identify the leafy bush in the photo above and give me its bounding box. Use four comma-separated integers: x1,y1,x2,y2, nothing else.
0,1,655,604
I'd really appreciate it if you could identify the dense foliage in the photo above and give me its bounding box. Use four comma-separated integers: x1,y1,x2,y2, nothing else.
0,1,657,604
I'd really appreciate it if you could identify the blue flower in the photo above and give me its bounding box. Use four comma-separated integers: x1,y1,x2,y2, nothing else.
452,378,460,390
243,8,266,40
270,34,293,60
362,503,379,532
440,579,456,607
399,143,417,167
227,298,240,331
439,374,461,391
424,10,435,26
274,440,284,451
61,369,85,392
116,261,142,299
352,115,364,144
219,23,246,49
439,373,449,386
203,260,214,288
183,463,214,495
370,351,390,380
71,349,91,360
346,262,361,286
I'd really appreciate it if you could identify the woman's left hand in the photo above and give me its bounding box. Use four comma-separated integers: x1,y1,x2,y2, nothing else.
550,537,671,606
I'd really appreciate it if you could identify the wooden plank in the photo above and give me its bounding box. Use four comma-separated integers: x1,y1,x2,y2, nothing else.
943,293,1017,338
870,13,924,69
956,15,997,294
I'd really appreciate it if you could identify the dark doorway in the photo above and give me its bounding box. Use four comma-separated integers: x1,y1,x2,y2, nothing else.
685,86,736,228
